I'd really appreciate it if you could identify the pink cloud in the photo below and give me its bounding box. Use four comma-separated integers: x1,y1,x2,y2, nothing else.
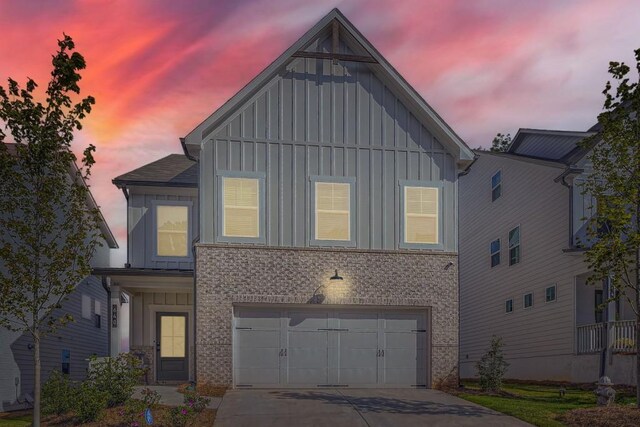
1,0,638,264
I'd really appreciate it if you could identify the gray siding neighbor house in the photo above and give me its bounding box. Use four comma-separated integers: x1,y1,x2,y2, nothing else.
0,144,118,411
459,127,638,385
102,8,473,388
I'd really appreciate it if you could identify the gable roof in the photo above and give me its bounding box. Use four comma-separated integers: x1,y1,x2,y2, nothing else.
182,8,474,164
3,143,118,249
112,154,197,188
507,128,595,164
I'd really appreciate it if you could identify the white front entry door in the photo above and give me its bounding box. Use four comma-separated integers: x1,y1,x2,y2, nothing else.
233,306,428,388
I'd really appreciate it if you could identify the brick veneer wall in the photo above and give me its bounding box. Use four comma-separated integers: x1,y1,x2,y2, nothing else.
195,244,458,387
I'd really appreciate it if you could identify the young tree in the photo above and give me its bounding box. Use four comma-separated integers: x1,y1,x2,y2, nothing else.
476,335,509,392
0,35,99,425
580,48,640,407
490,132,511,152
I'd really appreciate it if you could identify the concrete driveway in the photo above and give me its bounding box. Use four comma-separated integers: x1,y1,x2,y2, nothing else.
213,388,532,427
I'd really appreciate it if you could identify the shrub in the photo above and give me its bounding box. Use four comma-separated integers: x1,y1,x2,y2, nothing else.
87,353,145,407
73,381,108,423
183,391,210,413
476,335,509,392
42,370,77,416
168,405,193,427
120,388,162,427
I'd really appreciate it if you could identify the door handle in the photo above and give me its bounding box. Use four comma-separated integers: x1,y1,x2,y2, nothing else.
279,349,287,357
155,342,160,352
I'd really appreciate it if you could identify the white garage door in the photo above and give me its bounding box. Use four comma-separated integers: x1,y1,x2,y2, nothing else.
233,306,428,388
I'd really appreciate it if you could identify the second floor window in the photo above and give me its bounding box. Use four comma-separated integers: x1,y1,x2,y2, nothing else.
490,239,501,267
545,285,557,303
223,177,259,238
156,205,189,257
509,226,520,266
505,299,513,313
403,185,439,245
491,170,502,201
524,292,533,309
315,182,351,241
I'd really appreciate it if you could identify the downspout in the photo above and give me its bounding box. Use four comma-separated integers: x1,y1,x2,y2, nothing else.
101,276,111,356
122,187,131,268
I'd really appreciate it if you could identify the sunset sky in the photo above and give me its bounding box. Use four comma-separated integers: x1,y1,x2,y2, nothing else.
1,0,638,265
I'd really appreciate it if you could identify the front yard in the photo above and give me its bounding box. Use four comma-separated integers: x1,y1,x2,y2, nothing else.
456,381,638,426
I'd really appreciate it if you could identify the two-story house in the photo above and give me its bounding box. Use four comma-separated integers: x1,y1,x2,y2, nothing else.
0,144,118,411
459,127,637,385
101,8,474,388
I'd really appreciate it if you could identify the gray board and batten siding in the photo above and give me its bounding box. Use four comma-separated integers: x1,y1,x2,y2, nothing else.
198,35,459,252
127,186,199,270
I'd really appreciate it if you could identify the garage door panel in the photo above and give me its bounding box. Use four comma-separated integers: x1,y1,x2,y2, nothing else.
385,332,427,349
288,331,329,349
235,368,280,385
236,330,281,349
288,311,330,329
235,308,281,329
336,312,378,330
384,313,425,331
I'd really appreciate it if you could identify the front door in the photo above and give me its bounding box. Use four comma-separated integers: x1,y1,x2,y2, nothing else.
156,312,188,382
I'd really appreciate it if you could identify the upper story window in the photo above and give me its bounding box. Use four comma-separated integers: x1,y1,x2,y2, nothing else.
217,172,265,244
523,292,533,309
508,225,520,266
156,205,189,257
310,176,356,246
491,170,502,202
400,181,442,249
505,299,513,313
545,285,557,303
490,239,501,267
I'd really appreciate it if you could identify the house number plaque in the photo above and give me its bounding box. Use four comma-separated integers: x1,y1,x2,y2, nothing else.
112,304,118,328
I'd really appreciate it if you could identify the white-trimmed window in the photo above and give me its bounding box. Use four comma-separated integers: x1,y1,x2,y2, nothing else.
403,185,440,245
524,292,533,309
156,205,189,257
490,239,501,267
492,170,502,201
545,285,557,303
82,295,91,320
505,299,513,313
223,177,260,238
315,182,351,241
509,226,521,266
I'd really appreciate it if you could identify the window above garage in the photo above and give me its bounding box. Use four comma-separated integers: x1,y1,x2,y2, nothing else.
217,171,266,244
310,176,356,247
400,180,443,250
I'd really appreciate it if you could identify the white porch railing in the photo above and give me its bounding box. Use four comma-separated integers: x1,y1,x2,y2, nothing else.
577,321,637,354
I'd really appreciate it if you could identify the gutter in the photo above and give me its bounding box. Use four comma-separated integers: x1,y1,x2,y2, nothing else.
555,166,584,249
101,276,111,356
457,154,479,178
180,137,198,162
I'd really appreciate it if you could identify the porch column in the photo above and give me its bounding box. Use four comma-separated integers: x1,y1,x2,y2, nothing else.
110,284,122,356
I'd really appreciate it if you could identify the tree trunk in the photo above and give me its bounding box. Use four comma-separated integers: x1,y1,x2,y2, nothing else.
33,332,41,427
636,248,640,408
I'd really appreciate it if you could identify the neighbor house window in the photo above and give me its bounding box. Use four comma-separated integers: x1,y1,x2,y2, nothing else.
545,285,557,303
156,205,189,257
490,239,501,267
82,295,91,320
94,300,102,328
492,170,502,202
509,226,520,265
401,182,441,247
505,299,513,313
524,292,533,309
217,172,265,243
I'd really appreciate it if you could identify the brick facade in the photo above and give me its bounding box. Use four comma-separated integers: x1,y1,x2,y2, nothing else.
195,244,458,387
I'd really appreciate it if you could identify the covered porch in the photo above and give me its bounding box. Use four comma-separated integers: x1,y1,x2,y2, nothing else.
575,272,637,354
94,268,194,384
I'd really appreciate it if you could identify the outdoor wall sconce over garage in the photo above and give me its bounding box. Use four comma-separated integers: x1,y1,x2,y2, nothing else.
330,269,343,281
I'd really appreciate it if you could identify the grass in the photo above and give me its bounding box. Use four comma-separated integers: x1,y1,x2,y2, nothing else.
456,381,636,427
0,414,32,427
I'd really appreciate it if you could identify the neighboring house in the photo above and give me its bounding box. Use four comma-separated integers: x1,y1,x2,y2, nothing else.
459,127,637,385
99,8,474,388
0,144,118,411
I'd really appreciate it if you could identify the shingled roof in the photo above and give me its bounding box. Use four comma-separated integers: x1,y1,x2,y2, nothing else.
112,154,197,188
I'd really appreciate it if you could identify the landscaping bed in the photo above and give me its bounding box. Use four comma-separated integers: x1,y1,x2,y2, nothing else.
454,381,638,427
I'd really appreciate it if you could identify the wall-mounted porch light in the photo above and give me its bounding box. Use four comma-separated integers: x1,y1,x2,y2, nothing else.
329,269,343,281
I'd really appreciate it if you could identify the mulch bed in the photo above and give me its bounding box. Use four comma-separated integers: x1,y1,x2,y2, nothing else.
559,406,640,427
177,382,227,398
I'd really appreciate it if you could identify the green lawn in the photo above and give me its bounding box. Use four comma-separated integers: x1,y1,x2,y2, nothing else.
457,382,635,427
0,414,32,427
